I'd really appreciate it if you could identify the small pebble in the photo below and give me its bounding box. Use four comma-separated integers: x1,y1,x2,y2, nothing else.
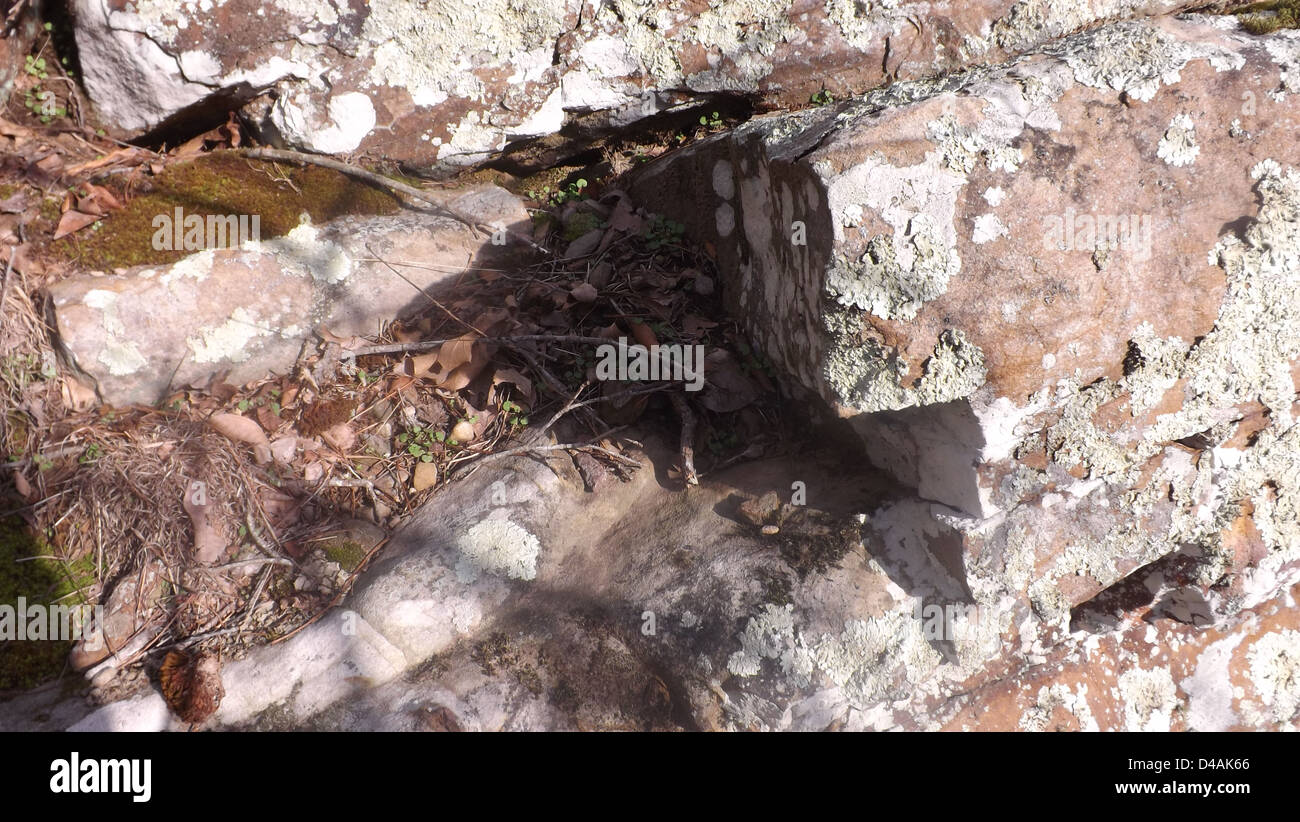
761,525,779,536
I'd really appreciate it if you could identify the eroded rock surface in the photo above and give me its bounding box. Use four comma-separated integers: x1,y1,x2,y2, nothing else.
630,15,1300,630
9,433,1298,731
69,0,1207,171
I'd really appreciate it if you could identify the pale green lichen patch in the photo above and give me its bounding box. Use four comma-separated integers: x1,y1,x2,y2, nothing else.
1263,32,1300,94
1157,113,1200,167
1019,682,1099,731
823,322,987,413
726,602,946,708
824,0,899,51
1117,666,1178,731
1241,629,1300,723
248,219,352,285
1027,160,1300,617
82,289,148,376
684,0,798,91
362,0,568,106
1051,19,1244,102
186,307,269,364
454,519,541,583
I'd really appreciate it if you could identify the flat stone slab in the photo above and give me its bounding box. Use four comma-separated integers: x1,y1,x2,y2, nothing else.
6,428,1296,731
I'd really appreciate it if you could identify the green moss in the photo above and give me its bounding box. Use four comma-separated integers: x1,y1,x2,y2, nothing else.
562,211,602,241
50,151,401,271
323,538,367,573
1236,0,1300,33
0,515,97,691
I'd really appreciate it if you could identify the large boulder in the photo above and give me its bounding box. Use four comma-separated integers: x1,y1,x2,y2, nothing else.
629,15,1300,627
46,186,531,406
67,0,1209,171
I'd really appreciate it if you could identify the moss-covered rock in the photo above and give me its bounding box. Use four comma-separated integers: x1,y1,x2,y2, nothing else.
0,516,97,691
51,151,401,271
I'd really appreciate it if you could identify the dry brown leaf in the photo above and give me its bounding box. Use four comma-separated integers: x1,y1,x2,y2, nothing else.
434,335,476,373
12,470,33,501
683,315,718,337
491,367,534,406
407,352,439,379
608,196,643,234
81,183,123,211
181,478,226,565
316,325,364,347
65,147,141,176
571,282,598,303
255,404,282,433
60,374,98,411
208,412,272,464
433,335,491,391
389,374,416,393
269,436,297,464
321,422,356,452
630,321,658,349
52,209,98,239
172,133,208,158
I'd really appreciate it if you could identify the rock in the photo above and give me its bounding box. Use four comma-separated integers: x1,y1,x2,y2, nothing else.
68,0,1205,173
0,0,39,108
47,188,533,406
630,15,1300,632
69,558,169,672
10,431,1300,731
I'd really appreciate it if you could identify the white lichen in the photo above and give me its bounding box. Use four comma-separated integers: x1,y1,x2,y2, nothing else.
186,306,267,364
1156,113,1199,167
1118,666,1178,732
972,213,1009,244
823,322,987,413
1243,630,1300,723
455,519,541,582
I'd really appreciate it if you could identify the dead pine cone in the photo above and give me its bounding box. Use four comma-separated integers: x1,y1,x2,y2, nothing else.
158,650,225,726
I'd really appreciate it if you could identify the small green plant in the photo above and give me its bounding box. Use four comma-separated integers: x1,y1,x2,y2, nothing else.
501,400,529,428
78,443,102,465
526,178,590,207
397,426,442,462
32,454,53,472
810,87,834,106
23,89,65,125
699,110,723,128
643,215,685,251
24,55,48,80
